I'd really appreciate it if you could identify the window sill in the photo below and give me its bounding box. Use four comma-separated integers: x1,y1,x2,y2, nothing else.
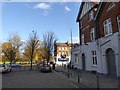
81,43,85,45
92,65,98,67
74,62,79,65
90,40,95,42
105,33,113,37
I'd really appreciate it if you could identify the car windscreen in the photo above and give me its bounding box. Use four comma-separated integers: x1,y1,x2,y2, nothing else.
0,64,4,67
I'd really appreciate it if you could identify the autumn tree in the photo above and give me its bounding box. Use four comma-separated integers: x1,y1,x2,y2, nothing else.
9,32,23,62
42,32,57,64
2,42,16,64
9,32,23,49
26,31,40,70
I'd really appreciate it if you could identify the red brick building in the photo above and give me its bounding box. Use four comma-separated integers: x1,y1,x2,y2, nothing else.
73,2,120,77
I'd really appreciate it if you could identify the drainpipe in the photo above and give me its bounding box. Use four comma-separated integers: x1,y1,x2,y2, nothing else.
95,14,104,75
118,19,120,89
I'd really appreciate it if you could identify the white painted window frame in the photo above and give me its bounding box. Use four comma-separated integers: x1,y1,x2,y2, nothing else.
90,28,95,41
117,15,120,32
74,54,79,64
91,51,97,66
89,11,94,21
107,2,115,11
103,18,113,36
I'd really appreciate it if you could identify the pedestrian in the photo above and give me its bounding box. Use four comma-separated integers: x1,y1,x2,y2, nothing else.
64,64,66,69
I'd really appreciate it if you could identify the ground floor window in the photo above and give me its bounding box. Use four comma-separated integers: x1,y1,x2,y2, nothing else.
74,54,79,64
91,51,97,65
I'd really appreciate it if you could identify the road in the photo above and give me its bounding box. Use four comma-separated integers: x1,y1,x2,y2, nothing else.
2,70,78,88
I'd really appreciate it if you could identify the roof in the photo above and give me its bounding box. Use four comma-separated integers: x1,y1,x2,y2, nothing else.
76,2,85,22
55,42,79,47
76,2,100,22
55,43,72,47
94,2,106,20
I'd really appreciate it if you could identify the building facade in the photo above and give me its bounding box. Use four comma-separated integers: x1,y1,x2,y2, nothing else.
74,2,120,77
54,43,71,65
71,44,80,69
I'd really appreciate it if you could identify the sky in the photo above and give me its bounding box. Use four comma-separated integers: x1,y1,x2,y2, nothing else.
1,2,81,43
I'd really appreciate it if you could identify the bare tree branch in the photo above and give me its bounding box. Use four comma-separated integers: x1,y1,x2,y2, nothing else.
42,31,57,64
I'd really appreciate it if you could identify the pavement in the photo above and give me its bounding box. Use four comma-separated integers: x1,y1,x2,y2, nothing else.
2,66,79,88
55,66,119,88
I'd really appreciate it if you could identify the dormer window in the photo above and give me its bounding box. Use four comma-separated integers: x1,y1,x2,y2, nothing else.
89,11,94,20
107,2,115,11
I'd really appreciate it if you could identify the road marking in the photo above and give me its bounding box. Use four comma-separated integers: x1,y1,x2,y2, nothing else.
53,70,79,88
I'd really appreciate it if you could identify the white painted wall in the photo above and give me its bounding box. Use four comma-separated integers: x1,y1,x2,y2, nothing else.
71,46,81,69
99,32,119,76
72,32,119,77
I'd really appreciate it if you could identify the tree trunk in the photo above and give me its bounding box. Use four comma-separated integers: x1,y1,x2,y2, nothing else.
30,58,33,70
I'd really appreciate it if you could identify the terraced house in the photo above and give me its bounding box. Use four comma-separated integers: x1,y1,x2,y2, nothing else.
72,2,120,77
54,43,71,65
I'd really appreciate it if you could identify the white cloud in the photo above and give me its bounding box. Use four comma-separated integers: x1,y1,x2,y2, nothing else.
34,3,51,10
65,6,71,12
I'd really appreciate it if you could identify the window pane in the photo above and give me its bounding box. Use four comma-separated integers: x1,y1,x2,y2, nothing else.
109,23,112,33
93,57,95,64
95,57,97,65
118,15,120,20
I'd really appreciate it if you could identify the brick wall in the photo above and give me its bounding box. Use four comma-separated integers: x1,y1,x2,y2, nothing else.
99,2,120,38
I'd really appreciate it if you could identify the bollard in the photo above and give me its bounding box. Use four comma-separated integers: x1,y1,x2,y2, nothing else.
71,69,72,77
79,70,82,88
68,68,70,78
78,70,80,83
96,74,100,90
118,77,120,90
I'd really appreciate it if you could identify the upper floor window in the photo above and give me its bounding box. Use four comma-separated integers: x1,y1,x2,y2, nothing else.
90,28,95,41
62,47,64,50
117,15,120,31
91,51,97,65
59,47,61,50
59,52,61,56
103,18,112,36
65,47,68,50
81,34,85,45
89,11,94,20
107,2,115,11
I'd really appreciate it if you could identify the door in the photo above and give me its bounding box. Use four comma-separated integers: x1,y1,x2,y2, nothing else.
106,48,117,76
82,53,86,70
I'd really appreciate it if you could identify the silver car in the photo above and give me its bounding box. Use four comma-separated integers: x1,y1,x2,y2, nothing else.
40,64,52,72
0,64,11,73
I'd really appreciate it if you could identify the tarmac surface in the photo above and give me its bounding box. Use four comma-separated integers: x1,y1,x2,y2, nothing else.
2,67,78,88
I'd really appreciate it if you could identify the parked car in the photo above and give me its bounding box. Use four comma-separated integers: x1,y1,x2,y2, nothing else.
11,63,21,67
40,64,52,73
0,64,11,73
5,64,11,72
